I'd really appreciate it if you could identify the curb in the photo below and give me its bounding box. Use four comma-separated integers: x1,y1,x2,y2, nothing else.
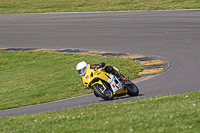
0,47,172,77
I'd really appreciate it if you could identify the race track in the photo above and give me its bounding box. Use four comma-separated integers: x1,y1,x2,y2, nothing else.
0,10,200,117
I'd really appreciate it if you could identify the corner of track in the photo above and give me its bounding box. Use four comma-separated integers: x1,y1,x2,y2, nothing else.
0,47,172,83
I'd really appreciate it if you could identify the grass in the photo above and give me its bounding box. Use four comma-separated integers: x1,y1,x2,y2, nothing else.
0,91,199,132
1,1,199,132
0,51,144,110
0,0,200,14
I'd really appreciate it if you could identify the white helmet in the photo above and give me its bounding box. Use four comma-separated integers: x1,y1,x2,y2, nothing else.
76,61,88,76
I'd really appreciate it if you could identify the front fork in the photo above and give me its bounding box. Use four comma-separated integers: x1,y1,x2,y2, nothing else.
99,80,107,93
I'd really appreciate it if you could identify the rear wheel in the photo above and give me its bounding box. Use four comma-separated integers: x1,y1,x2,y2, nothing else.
126,82,139,96
92,84,113,100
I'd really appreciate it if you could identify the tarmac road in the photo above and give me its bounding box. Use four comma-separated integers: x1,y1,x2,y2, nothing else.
0,10,200,117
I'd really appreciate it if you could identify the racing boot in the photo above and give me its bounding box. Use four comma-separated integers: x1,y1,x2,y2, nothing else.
113,70,129,81
112,70,129,88
119,76,129,81
119,75,129,88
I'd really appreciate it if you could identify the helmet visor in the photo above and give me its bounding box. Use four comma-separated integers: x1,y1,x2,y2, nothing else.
77,66,87,76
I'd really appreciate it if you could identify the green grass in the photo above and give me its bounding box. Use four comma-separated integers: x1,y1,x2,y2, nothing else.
0,0,200,14
0,91,199,132
1,1,199,132
0,51,144,110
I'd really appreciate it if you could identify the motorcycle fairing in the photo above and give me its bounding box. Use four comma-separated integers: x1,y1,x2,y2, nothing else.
82,64,110,90
81,64,128,96
107,74,122,92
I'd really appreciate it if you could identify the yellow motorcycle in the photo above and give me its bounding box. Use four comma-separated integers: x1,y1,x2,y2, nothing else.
81,64,139,100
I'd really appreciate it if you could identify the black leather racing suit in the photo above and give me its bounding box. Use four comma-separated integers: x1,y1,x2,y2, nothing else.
90,62,128,81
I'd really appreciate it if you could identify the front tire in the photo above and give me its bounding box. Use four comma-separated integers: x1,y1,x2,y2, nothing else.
92,84,113,100
126,82,139,96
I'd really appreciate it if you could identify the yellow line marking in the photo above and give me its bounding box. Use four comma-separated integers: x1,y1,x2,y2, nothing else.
139,59,167,66
30,49,65,52
119,54,146,59
0,48,8,50
79,51,111,55
139,68,165,75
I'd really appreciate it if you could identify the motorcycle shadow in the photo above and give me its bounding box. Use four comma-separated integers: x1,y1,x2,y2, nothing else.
99,94,144,102
114,94,144,100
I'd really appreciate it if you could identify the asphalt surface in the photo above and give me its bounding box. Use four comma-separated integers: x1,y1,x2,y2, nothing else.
0,10,200,117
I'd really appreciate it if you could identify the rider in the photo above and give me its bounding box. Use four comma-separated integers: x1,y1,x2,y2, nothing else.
76,61,129,81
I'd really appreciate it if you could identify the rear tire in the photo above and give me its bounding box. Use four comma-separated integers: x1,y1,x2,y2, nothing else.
126,82,139,96
92,84,113,100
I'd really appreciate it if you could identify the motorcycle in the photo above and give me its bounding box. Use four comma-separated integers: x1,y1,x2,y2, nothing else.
81,64,139,100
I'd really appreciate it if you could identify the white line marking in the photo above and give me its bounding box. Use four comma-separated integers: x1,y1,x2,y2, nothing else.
16,9,200,15
0,93,93,111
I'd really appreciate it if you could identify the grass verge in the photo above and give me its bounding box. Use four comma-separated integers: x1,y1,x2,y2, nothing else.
0,0,200,14
0,91,199,132
0,51,144,110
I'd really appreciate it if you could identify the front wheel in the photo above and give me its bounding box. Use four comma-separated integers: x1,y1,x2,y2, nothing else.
126,82,139,96
92,84,113,100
